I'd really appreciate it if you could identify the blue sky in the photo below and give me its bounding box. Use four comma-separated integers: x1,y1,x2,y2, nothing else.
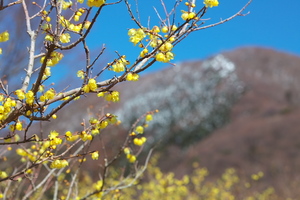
52,0,300,83
82,0,300,74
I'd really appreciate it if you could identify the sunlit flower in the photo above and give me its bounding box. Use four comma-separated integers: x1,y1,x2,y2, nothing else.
62,0,73,10
135,126,144,134
87,0,105,7
0,31,9,42
91,151,99,160
145,114,153,121
60,33,71,43
15,89,25,100
203,0,219,7
128,28,146,45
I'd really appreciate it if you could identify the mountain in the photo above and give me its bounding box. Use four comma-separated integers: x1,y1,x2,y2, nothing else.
36,47,300,198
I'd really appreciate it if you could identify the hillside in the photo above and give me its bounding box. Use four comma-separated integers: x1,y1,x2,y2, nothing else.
35,47,300,198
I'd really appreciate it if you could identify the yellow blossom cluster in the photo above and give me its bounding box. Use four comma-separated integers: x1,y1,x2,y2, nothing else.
74,8,85,22
0,96,16,121
110,56,130,73
155,41,175,63
50,159,69,169
82,78,97,93
42,10,51,22
87,0,105,7
123,147,136,163
15,132,62,162
80,131,92,141
61,0,73,10
126,72,139,81
97,91,120,102
135,125,144,134
59,16,90,33
139,48,148,57
128,25,177,63
123,112,156,163
131,125,147,146
65,131,79,142
9,121,23,131
133,137,146,146
181,10,197,21
48,130,63,149
40,51,64,67
15,89,25,100
128,28,146,45
60,33,71,43
204,0,219,8
0,31,9,54
42,67,51,80
251,171,264,181
88,114,117,136
93,180,103,191
40,88,56,102
25,90,34,105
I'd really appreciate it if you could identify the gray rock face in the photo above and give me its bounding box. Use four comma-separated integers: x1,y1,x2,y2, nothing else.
115,54,244,146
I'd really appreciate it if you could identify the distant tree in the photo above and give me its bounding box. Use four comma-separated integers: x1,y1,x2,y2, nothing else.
0,0,251,199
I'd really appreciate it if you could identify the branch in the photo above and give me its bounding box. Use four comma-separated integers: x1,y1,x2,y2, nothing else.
194,0,253,31
0,0,21,11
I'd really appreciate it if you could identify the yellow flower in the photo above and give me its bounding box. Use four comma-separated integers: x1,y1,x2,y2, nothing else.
40,51,64,67
99,120,108,129
145,114,153,121
203,0,219,8
126,154,136,163
15,89,25,100
104,91,120,102
41,23,52,31
128,28,146,45
45,35,54,42
84,21,91,29
135,125,144,134
62,0,72,10
181,12,189,21
159,42,173,52
25,91,34,105
123,147,131,155
87,78,97,91
181,11,196,21
60,33,71,43
0,171,8,179
133,137,147,146
50,159,69,169
93,180,103,191
140,48,148,57
126,73,139,81
74,15,80,22
45,88,55,100
87,0,105,7
0,31,9,42
161,26,168,33
91,151,99,160
77,70,85,79
15,121,23,131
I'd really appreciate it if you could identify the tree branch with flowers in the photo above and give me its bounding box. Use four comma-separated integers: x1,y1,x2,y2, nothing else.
0,0,252,199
